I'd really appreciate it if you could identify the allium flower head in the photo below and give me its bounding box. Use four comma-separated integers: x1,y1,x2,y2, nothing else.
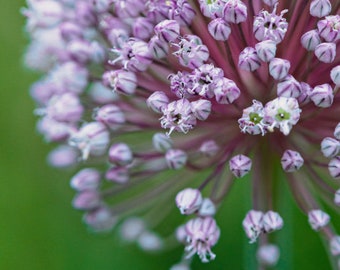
24,0,340,268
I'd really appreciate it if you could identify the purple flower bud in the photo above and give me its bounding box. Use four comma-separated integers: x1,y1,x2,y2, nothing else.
238,47,261,71
198,198,216,217
255,40,277,62
310,84,334,108
208,18,231,41
281,149,304,172
229,154,252,178
165,149,187,170
108,143,133,166
89,82,117,104
334,189,340,206
175,224,187,243
175,188,203,215
198,0,223,18
71,168,101,191
154,20,180,43
133,17,154,40
69,122,110,160
67,39,92,64
184,217,220,262
148,36,169,59
242,210,264,243
298,82,313,105
168,0,196,26
199,140,219,157
94,104,125,130
314,42,336,63
222,0,247,24
103,70,137,95
72,190,101,210
152,133,173,152
46,93,84,123
277,75,302,98
317,15,340,43
321,137,340,158
214,78,241,104
269,58,290,80
309,0,331,18
328,156,340,178
137,231,163,251
108,28,129,49
59,21,83,41
331,65,340,86
334,123,340,140
75,1,96,26
114,0,145,18
47,145,78,168
308,209,330,231
262,0,278,6
147,91,169,113
105,166,129,184
257,244,280,266
330,236,340,256
300,30,321,51
83,206,117,232
191,99,212,121
262,211,284,233
37,117,73,142
120,217,146,242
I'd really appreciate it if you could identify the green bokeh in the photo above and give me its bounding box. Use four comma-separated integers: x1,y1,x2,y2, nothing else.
0,1,336,269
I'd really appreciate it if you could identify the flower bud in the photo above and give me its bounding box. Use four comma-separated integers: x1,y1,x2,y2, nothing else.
147,91,169,113
310,83,334,108
255,40,277,62
222,0,247,24
120,217,146,242
242,210,264,243
330,236,340,256
88,82,117,104
133,17,154,40
257,244,280,266
175,188,203,215
103,69,137,95
269,58,290,80
199,140,219,157
59,21,83,41
321,137,340,158
105,166,129,184
72,190,101,210
154,20,180,43
47,145,77,168
262,0,278,6
317,15,340,43
71,168,101,191
214,78,241,104
108,143,133,166
208,18,231,41
165,149,187,170
152,133,173,152
83,206,117,232
191,99,212,121
262,211,284,233
238,47,261,71
334,123,340,140
281,149,304,172
308,209,330,231
335,189,340,206
175,225,187,243
148,36,169,59
314,42,336,63
298,82,312,105
229,154,252,178
94,104,125,130
328,156,340,179
309,0,331,18
331,65,340,86
277,75,301,98
300,30,321,51
198,198,216,217
137,231,163,251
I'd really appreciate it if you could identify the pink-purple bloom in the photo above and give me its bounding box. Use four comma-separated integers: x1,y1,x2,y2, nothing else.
24,0,340,268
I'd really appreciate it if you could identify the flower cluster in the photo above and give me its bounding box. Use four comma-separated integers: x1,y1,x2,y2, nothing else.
23,0,340,268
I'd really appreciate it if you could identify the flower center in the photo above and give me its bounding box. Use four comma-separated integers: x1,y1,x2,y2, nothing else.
275,108,291,121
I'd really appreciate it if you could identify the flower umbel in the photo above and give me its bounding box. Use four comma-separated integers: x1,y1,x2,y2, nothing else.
24,0,340,268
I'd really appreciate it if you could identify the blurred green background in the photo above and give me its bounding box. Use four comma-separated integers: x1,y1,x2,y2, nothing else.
0,1,336,269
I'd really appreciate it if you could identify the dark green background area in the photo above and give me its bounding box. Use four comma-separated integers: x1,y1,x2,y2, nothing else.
0,1,336,269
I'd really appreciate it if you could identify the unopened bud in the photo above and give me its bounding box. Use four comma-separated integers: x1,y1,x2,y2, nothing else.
308,209,330,231
229,154,252,178
176,188,203,215
165,149,187,170
281,149,304,172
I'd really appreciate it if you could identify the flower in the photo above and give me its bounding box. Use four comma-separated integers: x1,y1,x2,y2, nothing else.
23,0,340,268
